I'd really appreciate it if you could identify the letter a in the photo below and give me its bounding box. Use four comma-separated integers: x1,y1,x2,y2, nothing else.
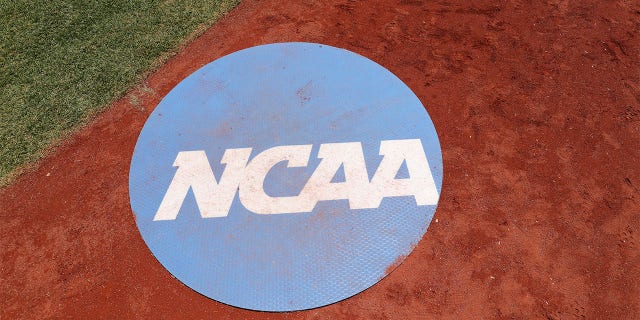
368,139,439,207
153,149,251,221
298,142,370,211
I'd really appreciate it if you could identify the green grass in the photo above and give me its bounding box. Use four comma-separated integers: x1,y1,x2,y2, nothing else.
0,0,239,183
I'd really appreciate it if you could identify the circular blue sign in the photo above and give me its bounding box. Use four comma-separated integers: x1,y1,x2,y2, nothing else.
129,42,442,311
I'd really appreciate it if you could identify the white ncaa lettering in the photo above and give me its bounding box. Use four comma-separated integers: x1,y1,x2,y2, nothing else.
153,139,438,220
368,139,439,207
297,142,370,212
239,144,312,214
153,149,251,221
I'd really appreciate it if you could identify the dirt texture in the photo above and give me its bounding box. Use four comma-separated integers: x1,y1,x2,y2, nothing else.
2,0,640,318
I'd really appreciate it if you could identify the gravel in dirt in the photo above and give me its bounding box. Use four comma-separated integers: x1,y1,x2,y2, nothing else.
2,0,639,318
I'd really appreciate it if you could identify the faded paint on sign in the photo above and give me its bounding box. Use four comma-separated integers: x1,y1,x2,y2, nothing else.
129,43,443,311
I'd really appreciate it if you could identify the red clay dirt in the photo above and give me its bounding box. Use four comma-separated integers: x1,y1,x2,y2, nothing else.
2,0,640,318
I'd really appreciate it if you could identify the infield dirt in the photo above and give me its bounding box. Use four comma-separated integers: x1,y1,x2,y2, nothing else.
2,0,640,318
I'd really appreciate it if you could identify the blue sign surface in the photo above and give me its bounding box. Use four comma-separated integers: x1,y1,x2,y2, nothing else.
129,42,442,311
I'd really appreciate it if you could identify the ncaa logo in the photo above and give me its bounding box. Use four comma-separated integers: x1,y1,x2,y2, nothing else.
129,43,443,311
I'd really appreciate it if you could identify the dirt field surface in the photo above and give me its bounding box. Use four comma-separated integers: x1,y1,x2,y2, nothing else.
2,0,640,318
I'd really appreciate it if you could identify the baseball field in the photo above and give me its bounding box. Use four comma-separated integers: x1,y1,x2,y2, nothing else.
2,0,640,318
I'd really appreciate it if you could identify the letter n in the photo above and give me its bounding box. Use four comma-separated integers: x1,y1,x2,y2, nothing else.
153,149,251,221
